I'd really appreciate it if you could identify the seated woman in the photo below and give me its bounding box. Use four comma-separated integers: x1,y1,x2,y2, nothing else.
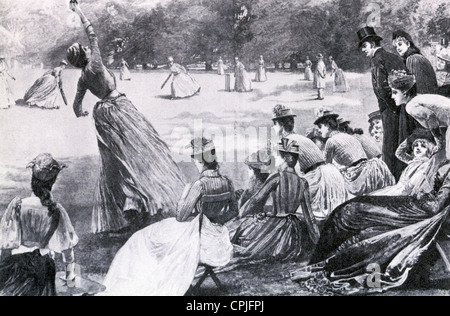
290,162,450,295
0,153,78,296
101,138,238,296
24,60,68,109
230,139,320,265
371,128,436,196
315,111,395,196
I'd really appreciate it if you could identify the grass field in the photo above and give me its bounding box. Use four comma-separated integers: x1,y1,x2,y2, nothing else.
0,68,448,296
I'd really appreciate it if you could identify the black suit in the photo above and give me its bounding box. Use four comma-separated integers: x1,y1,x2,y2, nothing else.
371,48,413,180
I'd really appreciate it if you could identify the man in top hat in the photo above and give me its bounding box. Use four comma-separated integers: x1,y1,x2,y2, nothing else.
271,105,347,220
357,26,407,181
314,54,327,100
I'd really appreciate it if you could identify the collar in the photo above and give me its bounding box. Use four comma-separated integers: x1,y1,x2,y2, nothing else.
329,130,341,138
200,169,221,178
372,47,383,58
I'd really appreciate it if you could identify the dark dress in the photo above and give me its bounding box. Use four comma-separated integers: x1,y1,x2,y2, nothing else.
371,48,411,181
291,164,450,295
73,24,185,233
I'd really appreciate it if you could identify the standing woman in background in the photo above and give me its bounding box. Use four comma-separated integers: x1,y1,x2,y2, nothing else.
217,56,225,75
24,60,68,109
314,54,326,100
329,56,349,93
392,30,438,95
304,56,313,81
0,57,16,109
254,55,267,82
66,1,185,234
119,58,131,81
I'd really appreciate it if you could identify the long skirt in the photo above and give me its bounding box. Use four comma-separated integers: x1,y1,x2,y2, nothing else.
91,95,185,233
231,214,303,263
303,164,349,220
291,196,449,295
254,66,267,82
332,69,349,92
304,67,313,81
120,66,131,81
370,159,432,196
171,73,201,99
0,74,14,109
0,250,56,296
101,215,233,296
234,71,252,92
343,158,396,196
24,74,60,109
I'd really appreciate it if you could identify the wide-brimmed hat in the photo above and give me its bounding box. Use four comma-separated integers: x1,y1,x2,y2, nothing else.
278,138,301,155
245,149,272,170
314,109,339,126
368,110,382,123
388,70,416,91
357,26,383,47
406,128,436,149
316,53,324,59
272,104,297,121
438,50,450,63
167,56,174,62
187,137,216,158
27,153,67,181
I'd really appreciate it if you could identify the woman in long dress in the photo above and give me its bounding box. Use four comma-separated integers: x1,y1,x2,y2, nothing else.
229,139,320,265
392,30,438,95
370,129,435,196
217,56,225,75
304,57,313,81
0,153,78,296
0,58,15,109
291,162,450,295
119,58,131,81
101,138,238,296
234,57,252,92
24,60,68,109
329,56,349,93
166,56,200,99
254,55,267,82
66,2,185,234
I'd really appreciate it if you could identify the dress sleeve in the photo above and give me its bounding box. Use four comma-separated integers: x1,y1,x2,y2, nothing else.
176,181,203,222
73,78,87,117
0,197,22,250
298,180,320,244
47,204,79,253
84,23,103,72
239,174,279,218
395,138,413,164
324,139,336,164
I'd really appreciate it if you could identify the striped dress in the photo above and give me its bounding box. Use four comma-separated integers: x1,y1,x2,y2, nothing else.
325,131,395,196
231,165,320,263
286,133,348,220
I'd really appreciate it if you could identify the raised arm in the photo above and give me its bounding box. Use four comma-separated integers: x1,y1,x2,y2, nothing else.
395,138,413,164
70,1,102,70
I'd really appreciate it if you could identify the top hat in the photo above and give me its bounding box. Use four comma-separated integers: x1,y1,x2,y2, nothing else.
368,110,381,123
357,26,383,47
314,109,339,126
278,138,301,155
272,104,297,121
27,153,67,181
187,137,216,157
245,149,272,170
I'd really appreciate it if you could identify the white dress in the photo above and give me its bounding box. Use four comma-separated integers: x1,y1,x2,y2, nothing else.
101,215,233,296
